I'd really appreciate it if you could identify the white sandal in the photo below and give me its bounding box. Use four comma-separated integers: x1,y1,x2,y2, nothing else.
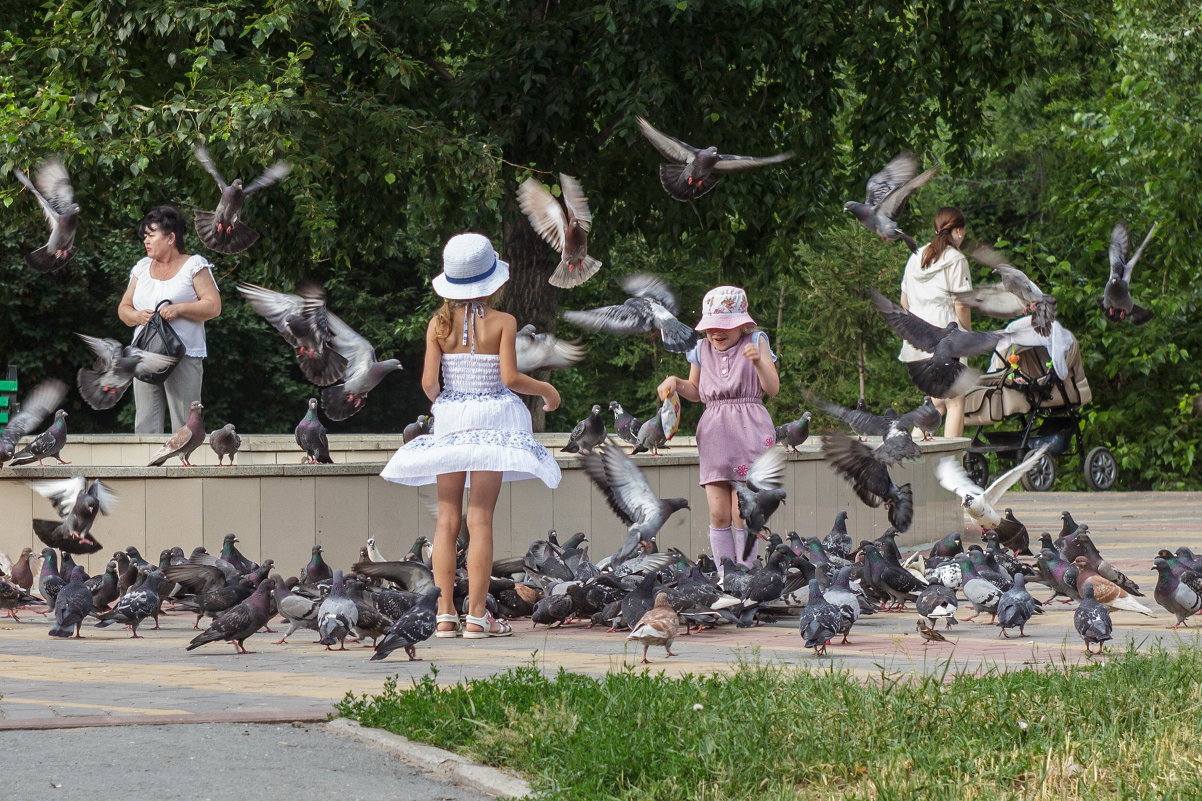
462,611,513,639
435,613,462,638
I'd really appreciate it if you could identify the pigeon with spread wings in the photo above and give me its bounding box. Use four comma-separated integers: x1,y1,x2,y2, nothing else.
823,431,914,532
515,325,586,374
1099,221,1157,325
843,151,938,253
13,157,79,273
192,145,291,254
75,333,179,410
28,477,117,554
562,273,699,353
236,282,347,386
934,444,1050,529
636,116,793,201
320,313,401,420
954,245,1058,336
516,174,602,288
582,440,690,563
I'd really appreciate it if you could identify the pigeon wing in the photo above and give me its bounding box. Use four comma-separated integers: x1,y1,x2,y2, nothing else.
635,116,698,163
76,333,124,369
953,285,1029,319
557,174,593,229
243,161,291,195
621,273,681,315
351,560,436,595
14,166,64,226
711,149,795,172
563,301,653,336
935,455,985,498
28,476,86,518
129,349,179,379
811,395,889,436
940,328,1002,360
515,329,586,373
516,178,568,252
983,444,1050,507
34,158,75,213
744,447,787,492
645,299,701,353
876,165,939,219
0,379,67,449
325,311,376,379
237,283,306,343
864,151,918,208
870,290,948,353
1123,222,1158,283
192,145,229,190
581,442,661,527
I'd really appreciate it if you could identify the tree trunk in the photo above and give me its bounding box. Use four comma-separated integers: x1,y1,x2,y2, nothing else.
858,339,866,404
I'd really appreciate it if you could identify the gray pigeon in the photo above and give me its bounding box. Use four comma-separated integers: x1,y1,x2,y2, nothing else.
1073,582,1113,656
822,511,852,560
516,174,602,288
317,570,359,650
1152,557,1202,628
562,404,606,454
959,245,1058,336
75,334,178,410
915,583,959,630
995,573,1039,638
798,579,842,656
810,394,922,465
270,575,321,644
631,411,669,456
957,555,1003,624
871,290,1002,398
236,282,347,385
635,116,793,201
581,440,690,563
774,411,812,452
10,409,69,466
372,587,440,661
515,324,586,374
608,401,642,446
147,401,206,466
823,431,913,532
296,398,333,464
14,157,79,272
1098,221,1157,325
94,569,163,637
186,577,274,653
209,423,241,466
734,448,788,560
193,145,291,254
823,566,862,644
909,396,942,441
29,476,117,555
320,313,402,420
562,273,700,353
843,151,938,253
0,378,68,467
49,566,93,638
402,414,433,444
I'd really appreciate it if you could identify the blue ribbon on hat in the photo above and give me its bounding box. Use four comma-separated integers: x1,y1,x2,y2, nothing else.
446,256,498,284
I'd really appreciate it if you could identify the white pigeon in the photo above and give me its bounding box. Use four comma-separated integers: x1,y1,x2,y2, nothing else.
935,444,1050,529
366,537,387,562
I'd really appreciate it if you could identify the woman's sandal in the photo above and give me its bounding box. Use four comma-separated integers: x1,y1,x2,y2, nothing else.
435,614,462,638
462,611,513,639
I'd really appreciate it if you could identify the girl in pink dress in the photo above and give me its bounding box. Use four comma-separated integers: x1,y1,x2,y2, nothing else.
657,286,779,571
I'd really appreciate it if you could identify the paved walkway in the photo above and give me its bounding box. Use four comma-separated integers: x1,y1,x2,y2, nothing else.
3,491,1199,731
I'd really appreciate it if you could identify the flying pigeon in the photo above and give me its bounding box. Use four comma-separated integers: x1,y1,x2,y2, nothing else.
934,444,1050,529
810,393,923,465
13,157,79,272
626,592,680,663
516,174,602,288
562,404,606,455
774,412,812,452
1098,221,1157,325
28,477,116,555
734,447,788,560
635,116,793,201
515,324,586,374
871,290,1002,398
147,401,205,466
75,333,178,410
192,145,291,254
236,282,347,385
1073,582,1113,656
957,245,1057,336
0,378,68,468
843,151,938,253
823,431,914,531
209,423,241,466
320,313,402,420
9,408,69,466
563,273,700,353
581,439,690,563
186,577,274,653
295,398,333,464
372,587,440,661
608,401,643,446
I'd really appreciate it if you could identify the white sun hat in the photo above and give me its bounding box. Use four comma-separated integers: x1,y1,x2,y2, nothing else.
432,233,511,300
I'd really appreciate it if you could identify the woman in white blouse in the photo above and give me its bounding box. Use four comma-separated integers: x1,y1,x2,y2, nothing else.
118,206,221,434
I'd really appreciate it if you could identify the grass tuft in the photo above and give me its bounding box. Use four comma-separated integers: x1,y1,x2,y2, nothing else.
337,647,1202,800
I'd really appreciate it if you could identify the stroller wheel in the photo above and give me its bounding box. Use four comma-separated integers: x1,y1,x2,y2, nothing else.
1019,451,1056,492
1084,446,1118,491
962,452,989,488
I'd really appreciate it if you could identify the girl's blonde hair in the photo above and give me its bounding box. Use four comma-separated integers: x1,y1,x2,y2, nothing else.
920,206,966,270
431,295,498,344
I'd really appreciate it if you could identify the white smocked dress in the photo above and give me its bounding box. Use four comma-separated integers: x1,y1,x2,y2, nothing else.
380,303,561,488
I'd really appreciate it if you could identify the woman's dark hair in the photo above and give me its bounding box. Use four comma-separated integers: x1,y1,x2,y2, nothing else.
920,206,966,270
138,205,186,251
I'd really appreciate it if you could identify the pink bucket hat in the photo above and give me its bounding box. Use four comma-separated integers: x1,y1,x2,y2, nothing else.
695,286,756,331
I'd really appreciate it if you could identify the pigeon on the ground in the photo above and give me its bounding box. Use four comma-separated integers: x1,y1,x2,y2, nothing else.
1152,558,1202,628
626,592,680,663
0,572,41,622
822,512,852,560
957,557,1004,624
192,145,290,254
823,431,914,532
930,531,963,559
95,569,163,637
320,315,401,420
517,174,602,288
993,508,1031,555
48,566,94,638
236,282,347,385
635,116,793,201
734,448,788,560
147,401,205,466
271,575,321,644
75,334,178,410
1061,530,1142,595
515,325,586,374
562,273,700,353
218,534,257,575
1073,557,1154,617
823,566,862,643
209,424,241,466
608,401,643,446
774,412,812,452
532,594,576,628
402,414,433,444
1074,582,1113,657
36,548,64,609
995,573,1039,638
0,378,68,468
1035,548,1081,605
909,396,942,441
957,245,1057,336
863,545,925,610
186,577,274,653
1098,220,1157,325
372,587,440,661
871,289,1002,398
582,440,690,563
798,580,842,656
10,409,70,467
843,151,938,253
14,157,79,272
915,583,959,630
562,404,606,454
296,398,333,464
9,547,36,593
28,477,116,555
934,444,1050,529
317,570,359,650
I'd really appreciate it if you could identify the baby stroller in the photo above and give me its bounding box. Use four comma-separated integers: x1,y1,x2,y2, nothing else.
960,316,1118,492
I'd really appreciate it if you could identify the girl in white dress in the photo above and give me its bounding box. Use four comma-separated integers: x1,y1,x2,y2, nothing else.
381,233,561,637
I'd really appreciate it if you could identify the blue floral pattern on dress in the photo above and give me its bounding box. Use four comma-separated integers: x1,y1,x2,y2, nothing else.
407,428,551,458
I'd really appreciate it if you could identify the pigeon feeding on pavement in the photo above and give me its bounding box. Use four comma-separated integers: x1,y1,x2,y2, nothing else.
626,591,680,663
843,151,938,253
372,587,440,661
1098,220,1157,325
636,116,793,201
516,174,602,288
13,157,79,272
563,273,700,354
192,145,290,254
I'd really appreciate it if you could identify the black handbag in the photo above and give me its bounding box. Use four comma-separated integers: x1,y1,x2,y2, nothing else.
132,299,187,385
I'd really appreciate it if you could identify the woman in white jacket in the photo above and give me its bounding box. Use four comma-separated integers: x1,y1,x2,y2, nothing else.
899,207,972,437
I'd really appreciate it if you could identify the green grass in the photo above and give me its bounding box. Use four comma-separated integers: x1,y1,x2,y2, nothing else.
337,648,1202,800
